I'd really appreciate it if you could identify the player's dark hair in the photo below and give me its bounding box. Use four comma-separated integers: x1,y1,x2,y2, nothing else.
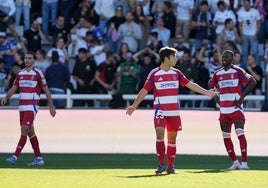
159,47,177,62
25,51,36,60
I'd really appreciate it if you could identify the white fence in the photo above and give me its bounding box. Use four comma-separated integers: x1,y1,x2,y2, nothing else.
0,89,266,110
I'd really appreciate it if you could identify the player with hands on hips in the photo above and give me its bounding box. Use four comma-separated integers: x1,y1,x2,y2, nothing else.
126,47,217,174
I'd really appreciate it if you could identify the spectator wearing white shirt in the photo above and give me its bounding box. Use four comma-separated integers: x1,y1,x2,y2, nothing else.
47,37,69,65
237,0,261,69
151,17,171,46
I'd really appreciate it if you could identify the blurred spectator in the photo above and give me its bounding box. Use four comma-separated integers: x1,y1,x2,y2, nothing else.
134,4,152,50
21,18,46,53
114,0,131,15
191,0,213,51
42,0,59,37
58,0,77,30
72,48,97,107
70,16,90,55
114,42,132,66
0,59,7,93
47,37,69,64
135,0,151,16
161,1,176,43
0,32,17,73
89,39,108,66
133,47,159,107
14,50,26,69
86,19,104,43
48,15,71,48
0,0,20,42
106,5,126,53
147,31,163,53
245,54,263,109
254,0,266,45
94,52,117,107
176,51,198,108
73,0,99,26
151,0,164,19
173,33,191,55
233,51,242,67
34,49,51,72
14,0,31,31
45,51,70,109
173,0,194,42
151,17,170,46
237,0,261,69
94,0,115,34
118,11,142,52
216,18,241,53
116,52,139,94
213,1,236,39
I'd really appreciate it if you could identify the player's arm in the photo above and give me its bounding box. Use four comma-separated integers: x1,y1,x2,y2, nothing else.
186,81,216,98
42,85,56,117
126,88,148,115
236,78,256,108
1,85,17,105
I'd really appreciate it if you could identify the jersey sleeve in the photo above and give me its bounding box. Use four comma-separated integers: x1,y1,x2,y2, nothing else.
177,70,190,87
143,70,155,91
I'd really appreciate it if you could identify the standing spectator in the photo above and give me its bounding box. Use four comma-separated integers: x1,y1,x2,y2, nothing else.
47,37,69,65
237,0,261,69
173,33,191,55
147,31,163,53
209,50,256,170
245,54,263,109
34,49,51,73
21,18,46,53
114,42,132,66
72,48,97,107
89,39,107,66
118,11,142,52
216,18,241,53
14,0,31,31
45,51,70,109
173,0,194,42
161,1,176,43
42,0,59,37
135,0,151,16
94,0,115,34
48,15,71,48
14,50,26,69
58,0,77,30
0,0,20,42
151,17,171,46
116,52,139,94
114,0,131,15
94,52,117,107
233,51,242,67
2,51,56,166
134,4,152,50
151,0,164,19
106,5,126,53
191,0,213,51
126,46,216,174
0,32,17,73
0,59,7,93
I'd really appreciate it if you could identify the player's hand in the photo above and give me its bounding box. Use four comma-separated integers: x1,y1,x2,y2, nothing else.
206,89,217,98
49,106,56,117
1,98,7,106
126,106,136,115
235,98,243,109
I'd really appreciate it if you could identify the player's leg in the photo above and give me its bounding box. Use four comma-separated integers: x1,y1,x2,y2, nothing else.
6,111,31,165
220,120,240,170
154,116,167,174
234,119,248,170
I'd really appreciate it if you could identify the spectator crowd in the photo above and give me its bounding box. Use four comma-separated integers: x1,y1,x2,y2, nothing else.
0,0,267,110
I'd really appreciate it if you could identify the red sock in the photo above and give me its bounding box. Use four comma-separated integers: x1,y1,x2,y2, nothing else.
238,135,247,162
30,135,42,157
223,137,237,161
14,135,27,157
156,140,165,165
167,142,176,167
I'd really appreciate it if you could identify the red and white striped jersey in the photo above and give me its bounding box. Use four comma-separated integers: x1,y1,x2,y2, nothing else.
13,67,47,112
144,67,190,116
210,65,252,114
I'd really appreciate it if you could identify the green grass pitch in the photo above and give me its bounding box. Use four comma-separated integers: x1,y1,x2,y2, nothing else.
0,153,268,188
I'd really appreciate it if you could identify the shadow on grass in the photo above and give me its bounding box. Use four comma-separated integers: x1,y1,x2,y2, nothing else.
1,153,267,170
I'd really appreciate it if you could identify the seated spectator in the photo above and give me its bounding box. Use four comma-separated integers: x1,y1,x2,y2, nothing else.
147,31,163,53
21,18,46,53
89,39,107,66
151,17,171,46
174,33,191,55
0,59,7,93
0,32,17,73
45,51,70,109
47,37,69,65
34,49,51,73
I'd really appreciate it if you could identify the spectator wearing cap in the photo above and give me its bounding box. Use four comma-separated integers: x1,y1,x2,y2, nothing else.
0,31,17,73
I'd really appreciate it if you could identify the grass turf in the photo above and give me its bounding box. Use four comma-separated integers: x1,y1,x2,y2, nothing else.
0,153,268,188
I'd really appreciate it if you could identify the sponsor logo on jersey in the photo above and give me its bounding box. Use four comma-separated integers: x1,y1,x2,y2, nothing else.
159,82,177,88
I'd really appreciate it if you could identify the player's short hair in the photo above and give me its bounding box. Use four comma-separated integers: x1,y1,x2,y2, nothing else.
222,50,234,57
25,51,36,60
159,47,177,62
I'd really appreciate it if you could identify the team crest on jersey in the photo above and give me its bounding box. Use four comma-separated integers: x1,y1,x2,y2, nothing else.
31,75,35,80
231,74,234,79
172,75,177,80
42,78,47,84
219,76,223,80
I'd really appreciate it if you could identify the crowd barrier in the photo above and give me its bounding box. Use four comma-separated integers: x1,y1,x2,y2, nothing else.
0,89,265,109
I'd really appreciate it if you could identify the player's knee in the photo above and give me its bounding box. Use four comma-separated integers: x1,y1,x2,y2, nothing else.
20,126,30,135
222,131,231,138
235,128,244,137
